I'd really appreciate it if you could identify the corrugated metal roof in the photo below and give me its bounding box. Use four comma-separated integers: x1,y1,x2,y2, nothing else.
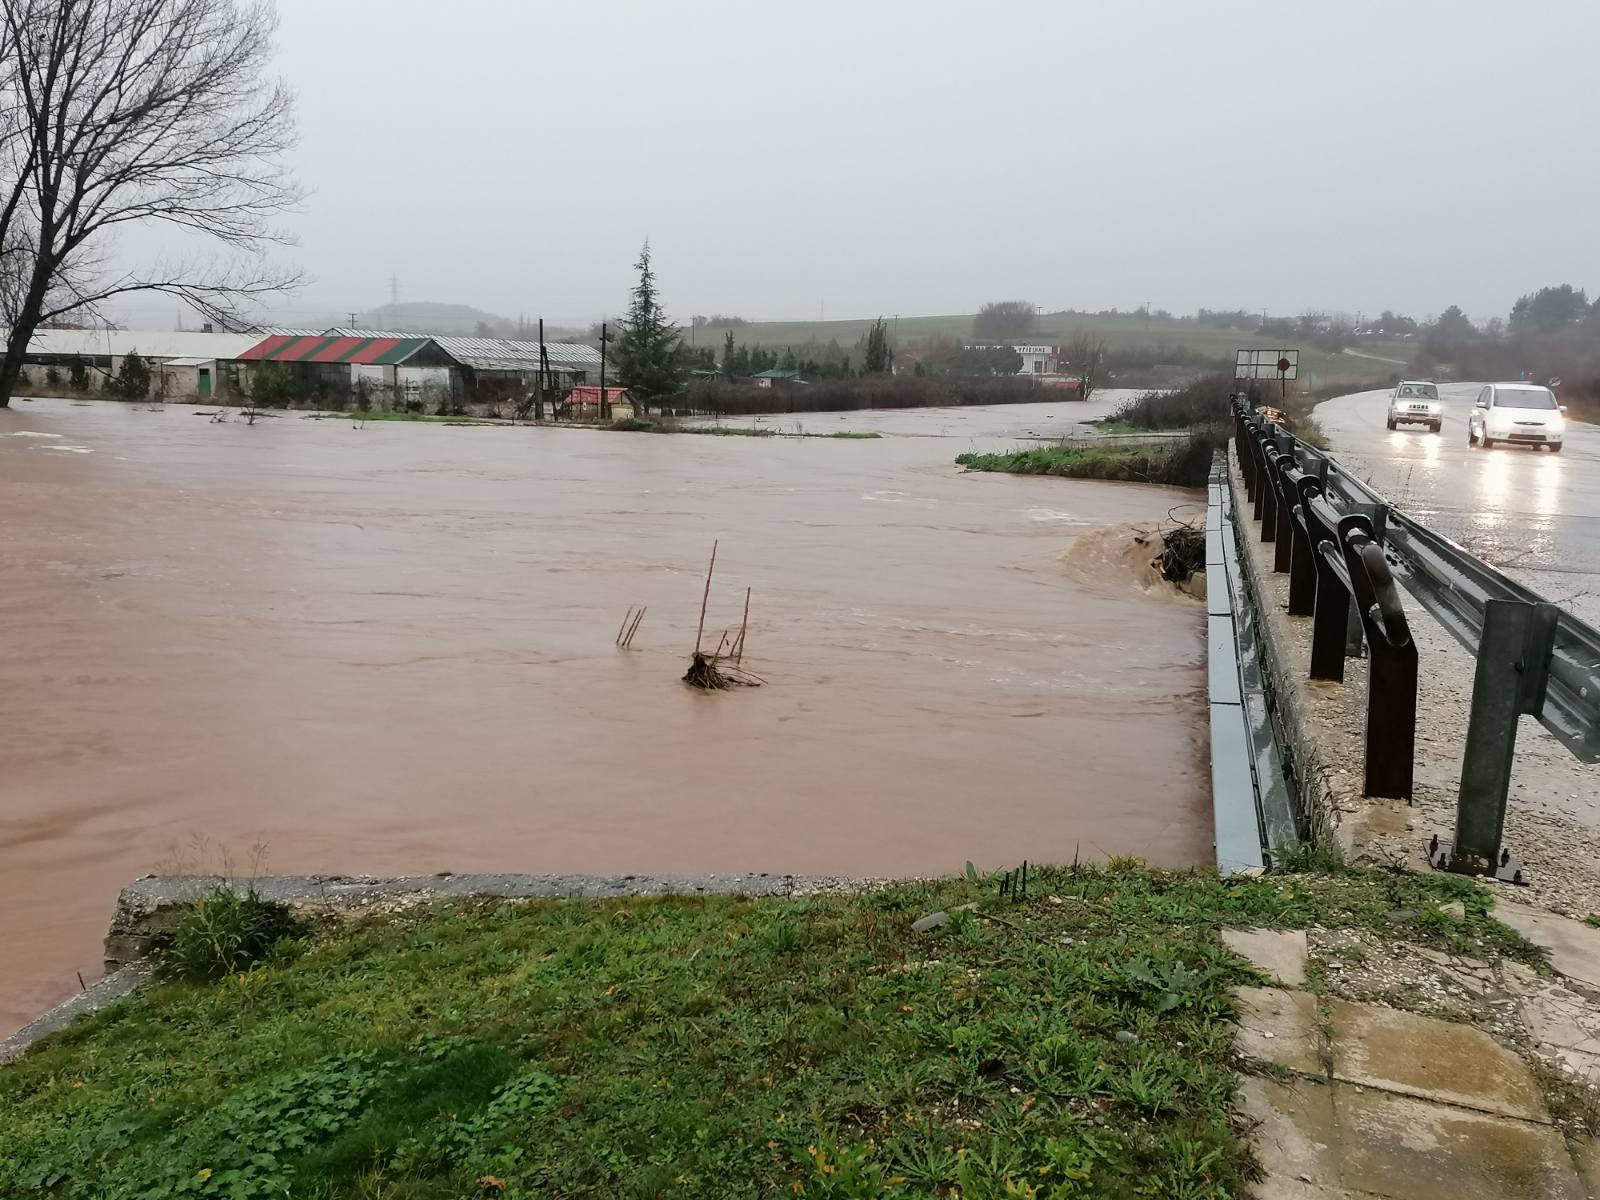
17,328,262,361
430,335,601,372
324,328,425,340
238,334,431,365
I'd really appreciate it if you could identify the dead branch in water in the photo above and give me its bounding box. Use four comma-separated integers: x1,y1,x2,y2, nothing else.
734,586,751,664
694,540,718,655
615,605,647,648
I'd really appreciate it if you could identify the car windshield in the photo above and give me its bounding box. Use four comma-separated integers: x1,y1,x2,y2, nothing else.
1397,384,1437,399
1496,388,1558,410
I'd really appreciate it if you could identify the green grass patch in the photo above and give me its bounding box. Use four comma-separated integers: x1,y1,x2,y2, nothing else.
956,438,1219,487
0,865,1534,1199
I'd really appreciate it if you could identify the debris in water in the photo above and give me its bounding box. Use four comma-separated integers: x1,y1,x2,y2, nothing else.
682,541,762,689
1155,524,1204,584
615,605,646,649
682,652,762,690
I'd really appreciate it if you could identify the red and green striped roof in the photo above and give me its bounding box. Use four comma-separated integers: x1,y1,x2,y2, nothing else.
238,334,430,365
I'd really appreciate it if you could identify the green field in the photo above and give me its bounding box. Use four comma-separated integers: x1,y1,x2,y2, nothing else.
682,313,1417,389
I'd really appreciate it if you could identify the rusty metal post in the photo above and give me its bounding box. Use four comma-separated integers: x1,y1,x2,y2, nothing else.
1259,445,1279,543
1288,475,1320,616
1272,459,1295,572
1250,432,1270,521
1453,600,1559,863
1304,497,1349,681
1339,520,1417,800
1235,404,1255,498
1309,544,1348,681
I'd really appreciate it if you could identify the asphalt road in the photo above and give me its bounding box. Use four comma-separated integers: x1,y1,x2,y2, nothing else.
1315,384,1600,626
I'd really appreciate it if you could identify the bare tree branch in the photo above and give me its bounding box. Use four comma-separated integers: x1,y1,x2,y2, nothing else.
0,0,300,404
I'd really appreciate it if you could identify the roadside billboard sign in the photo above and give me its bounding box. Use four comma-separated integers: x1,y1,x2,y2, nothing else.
1235,349,1299,380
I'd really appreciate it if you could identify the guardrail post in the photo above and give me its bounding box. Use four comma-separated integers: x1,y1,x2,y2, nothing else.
1234,404,1255,498
1452,600,1559,864
1250,434,1270,521
1272,459,1295,572
1288,476,1319,616
1339,516,1417,799
1259,445,1279,543
1304,500,1349,681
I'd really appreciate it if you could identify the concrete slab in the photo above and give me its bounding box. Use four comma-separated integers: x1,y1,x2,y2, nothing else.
1549,1045,1600,1086
1235,987,1323,1075
1237,1074,1341,1188
1521,983,1600,1056
1337,1087,1584,1200
1495,902,1600,991
1328,999,1550,1122
1572,1137,1600,1200
1226,928,1310,988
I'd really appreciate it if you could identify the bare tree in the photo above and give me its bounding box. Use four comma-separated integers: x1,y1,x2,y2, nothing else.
1066,331,1107,403
0,0,299,407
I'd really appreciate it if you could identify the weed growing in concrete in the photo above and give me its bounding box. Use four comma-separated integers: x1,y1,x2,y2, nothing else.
163,885,305,982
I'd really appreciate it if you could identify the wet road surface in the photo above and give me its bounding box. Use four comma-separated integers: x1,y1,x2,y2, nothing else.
0,396,1211,1035
1316,385,1600,625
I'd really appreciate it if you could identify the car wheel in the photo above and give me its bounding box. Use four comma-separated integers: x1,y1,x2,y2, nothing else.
1467,426,1477,446
1386,418,1396,430
1482,437,1494,449
1550,443,1563,454
1430,422,1441,433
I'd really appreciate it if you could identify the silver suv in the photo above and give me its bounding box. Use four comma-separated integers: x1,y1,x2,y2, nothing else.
1386,380,1442,432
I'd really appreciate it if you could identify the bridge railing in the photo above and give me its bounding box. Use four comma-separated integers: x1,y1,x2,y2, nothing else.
1230,399,1600,880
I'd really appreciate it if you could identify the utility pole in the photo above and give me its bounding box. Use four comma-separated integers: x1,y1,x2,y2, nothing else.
535,317,546,422
599,321,610,421
389,275,400,308
347,311,357,327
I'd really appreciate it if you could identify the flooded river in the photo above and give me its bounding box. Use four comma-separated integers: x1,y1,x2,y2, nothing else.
0,395,1208,1035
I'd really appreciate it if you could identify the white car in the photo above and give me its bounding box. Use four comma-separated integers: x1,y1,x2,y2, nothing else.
1467,383,1565,452
1386,380,1442,431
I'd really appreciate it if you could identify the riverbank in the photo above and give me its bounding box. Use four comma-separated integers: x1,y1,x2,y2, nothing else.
0,861,1536,1199
956,436,1219,488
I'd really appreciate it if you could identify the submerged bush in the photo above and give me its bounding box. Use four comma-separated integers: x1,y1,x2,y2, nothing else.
164,885,306,981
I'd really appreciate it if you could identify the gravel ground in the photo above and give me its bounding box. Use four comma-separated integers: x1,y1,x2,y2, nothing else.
1231,452,1600,917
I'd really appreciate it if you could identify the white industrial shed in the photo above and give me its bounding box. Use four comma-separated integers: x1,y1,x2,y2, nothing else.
18,328,261,399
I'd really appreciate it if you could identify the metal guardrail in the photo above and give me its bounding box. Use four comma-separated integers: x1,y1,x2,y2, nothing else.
1236,413,1419,801
1236,403,1600,764
1232,399,1600,879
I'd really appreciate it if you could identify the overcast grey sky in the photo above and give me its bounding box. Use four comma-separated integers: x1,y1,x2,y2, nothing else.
120,0,1600,329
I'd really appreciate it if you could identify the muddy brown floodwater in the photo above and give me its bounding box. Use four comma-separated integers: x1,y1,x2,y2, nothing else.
0,397,1210,1035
